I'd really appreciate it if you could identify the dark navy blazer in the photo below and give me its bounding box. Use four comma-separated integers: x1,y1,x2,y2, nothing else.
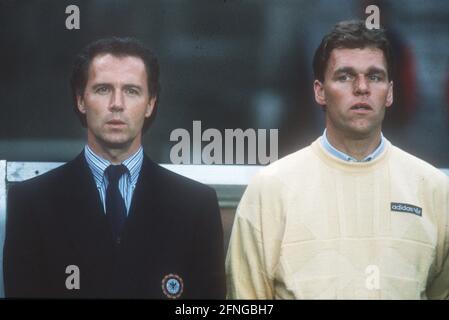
3,151,226,299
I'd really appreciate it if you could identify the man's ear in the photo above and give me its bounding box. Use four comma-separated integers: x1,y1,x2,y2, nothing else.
145,96,157,118
77,95,86,114
313,80,326,106
385,81,393,108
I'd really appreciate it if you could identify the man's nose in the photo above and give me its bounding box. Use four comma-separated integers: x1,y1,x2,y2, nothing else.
109,89,125,111
353,75,370,95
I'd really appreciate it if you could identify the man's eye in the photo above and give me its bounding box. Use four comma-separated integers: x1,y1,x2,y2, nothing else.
95,87,110,94
368,74,382,81
125,88,139,95
337,74,353,81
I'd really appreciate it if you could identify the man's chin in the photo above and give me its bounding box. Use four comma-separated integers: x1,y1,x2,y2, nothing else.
99,136,133,150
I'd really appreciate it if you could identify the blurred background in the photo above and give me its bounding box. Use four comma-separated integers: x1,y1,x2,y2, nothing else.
0,0,448,167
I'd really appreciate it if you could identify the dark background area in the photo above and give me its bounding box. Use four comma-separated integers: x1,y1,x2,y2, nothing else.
0,0,448,167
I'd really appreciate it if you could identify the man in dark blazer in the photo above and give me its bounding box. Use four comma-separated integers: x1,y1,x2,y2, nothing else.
3,37,226,299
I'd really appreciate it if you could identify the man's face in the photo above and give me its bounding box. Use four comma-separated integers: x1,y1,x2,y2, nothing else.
77,54,156,152
314,47,393,139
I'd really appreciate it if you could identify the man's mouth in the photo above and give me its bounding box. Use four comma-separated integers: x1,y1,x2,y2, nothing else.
106,120,126,125
350,103,372,111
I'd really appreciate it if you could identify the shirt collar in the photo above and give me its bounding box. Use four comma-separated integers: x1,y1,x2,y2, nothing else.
320,129,385,162
84,145,144,187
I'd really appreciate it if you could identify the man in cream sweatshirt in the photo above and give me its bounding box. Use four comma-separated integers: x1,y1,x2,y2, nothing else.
226,20,449,299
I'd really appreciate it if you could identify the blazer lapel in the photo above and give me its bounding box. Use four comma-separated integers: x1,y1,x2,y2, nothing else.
120,156,168,270
123,156,162,239
127,155,159,221
61,152,116,258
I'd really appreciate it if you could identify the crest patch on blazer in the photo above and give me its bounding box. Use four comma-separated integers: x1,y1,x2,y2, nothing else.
162,273,184,299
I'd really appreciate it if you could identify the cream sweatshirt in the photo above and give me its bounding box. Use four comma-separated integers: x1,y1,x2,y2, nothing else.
226,138,449,299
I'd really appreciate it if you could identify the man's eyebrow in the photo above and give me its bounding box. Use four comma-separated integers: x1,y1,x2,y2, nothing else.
333,67,356,75
366,67,387,75
123,84,143,91
92,82,111,88
90,83,143,91
334,66,387,75
91,83,112,89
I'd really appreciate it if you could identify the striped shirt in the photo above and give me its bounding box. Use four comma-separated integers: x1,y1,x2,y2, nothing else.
320,129,385,162
84,145,143,215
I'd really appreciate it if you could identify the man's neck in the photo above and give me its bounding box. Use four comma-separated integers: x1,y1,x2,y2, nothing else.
325,127,382,161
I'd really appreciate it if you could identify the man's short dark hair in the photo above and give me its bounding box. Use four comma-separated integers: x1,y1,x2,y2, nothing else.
70,37,160,132
313,20,393,82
